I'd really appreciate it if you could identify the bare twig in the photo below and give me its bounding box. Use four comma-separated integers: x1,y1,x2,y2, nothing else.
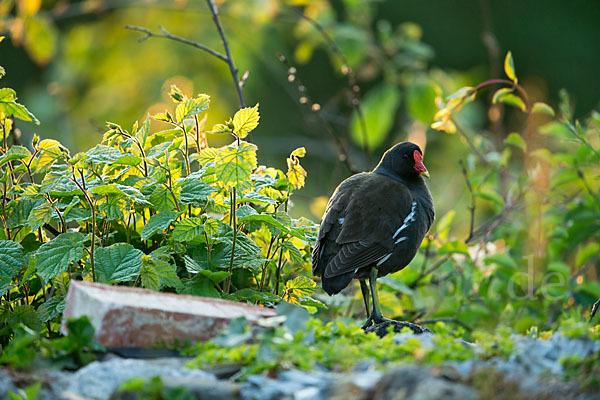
278,54,358,174
292,7,370,165
125,25,227,62
205,0,246,110
460,160,476,242
409,254,451,289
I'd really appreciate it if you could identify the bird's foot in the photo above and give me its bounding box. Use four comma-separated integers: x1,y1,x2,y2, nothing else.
360,315,393,330
363,319,432,338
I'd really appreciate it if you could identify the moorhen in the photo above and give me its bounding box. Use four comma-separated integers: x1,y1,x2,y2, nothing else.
312,142,435,329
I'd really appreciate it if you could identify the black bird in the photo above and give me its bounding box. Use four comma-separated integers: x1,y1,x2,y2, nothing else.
312,142,435,328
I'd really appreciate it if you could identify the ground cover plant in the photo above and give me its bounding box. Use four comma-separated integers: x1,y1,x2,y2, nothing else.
0,0,599,396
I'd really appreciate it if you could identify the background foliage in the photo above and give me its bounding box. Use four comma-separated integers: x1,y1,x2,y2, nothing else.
0,0,599,377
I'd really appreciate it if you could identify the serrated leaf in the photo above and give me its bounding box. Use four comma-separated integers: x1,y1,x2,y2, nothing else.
35,232,85,281
37,296,65,323
136,115,150,149
0,145,31,167
140,211,179,240
95,243,143,283
172,217,205,242
232,104,260,138
139,261,161,291
531,102,555,116
197,147,219,165
286,157,307,189
215,141,257,192
504,51,517,83
27,202,53,232
175,95,210,122
0,240,25,297
204,218,219,237
179,180,216,206
284,276,317,298
152,112,172,123
210,123,233,135
0,88,39,124
148,186,177,212
7,305,42,332
504,132,527,151
290,147,306,158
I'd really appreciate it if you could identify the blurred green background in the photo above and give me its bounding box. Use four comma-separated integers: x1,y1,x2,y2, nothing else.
1,0,599,227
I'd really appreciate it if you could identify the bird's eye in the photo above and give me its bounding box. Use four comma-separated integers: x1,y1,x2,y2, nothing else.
403,154,410,160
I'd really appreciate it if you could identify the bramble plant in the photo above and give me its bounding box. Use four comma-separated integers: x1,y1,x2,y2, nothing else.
0,49,322,346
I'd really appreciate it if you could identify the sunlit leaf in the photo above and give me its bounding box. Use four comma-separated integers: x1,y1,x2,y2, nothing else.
286,157,307,189
26,202,53,232
215,141,257,192
504,51,517,83
504,132,526,151
232,104,260,138
498,93,526,111
492,88,513,104
179,180,216,206
175,95,210,122
0,88,39,124
531,102,555,116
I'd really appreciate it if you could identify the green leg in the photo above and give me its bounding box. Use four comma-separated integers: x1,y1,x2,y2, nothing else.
361,268,391,329
359,280,371,318
368,267,386,323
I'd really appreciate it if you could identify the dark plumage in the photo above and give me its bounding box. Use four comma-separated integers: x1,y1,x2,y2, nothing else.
312,142,435,328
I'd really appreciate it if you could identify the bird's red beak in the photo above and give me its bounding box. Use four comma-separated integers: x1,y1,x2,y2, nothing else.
413,150,430,178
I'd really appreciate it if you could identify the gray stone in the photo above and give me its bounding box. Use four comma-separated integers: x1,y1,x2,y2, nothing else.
63,357,214,400
411,377,477,400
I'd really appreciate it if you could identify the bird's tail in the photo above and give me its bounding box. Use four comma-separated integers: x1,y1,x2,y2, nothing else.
321,271,354,295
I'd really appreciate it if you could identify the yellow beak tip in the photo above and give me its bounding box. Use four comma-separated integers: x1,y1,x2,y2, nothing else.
420,171,430,179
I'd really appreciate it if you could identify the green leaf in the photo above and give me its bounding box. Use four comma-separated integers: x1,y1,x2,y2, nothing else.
498,93,526,111
139,261,160,291
0,145,31,167
140,211,179,240
148,186,177,212
23,14,57,65
284,276,317,298
531,102,555,116
474,190,505,210
197,270,231,284
179,180,216,206
406,80,439,123
215,141,258,192
0,240,25,297
504,132,527,151
350,84,400,149
492,88,513,104
37,296,65,323
0,88,39,124
484,253,518,271
172,218,205,242
504,51,517,83
26,202,54,232
174,95,210,122
35,232,85,281
232,104,260,138
7,305,42,332
438,240,469,256
539,121,572,139
95,243,143,283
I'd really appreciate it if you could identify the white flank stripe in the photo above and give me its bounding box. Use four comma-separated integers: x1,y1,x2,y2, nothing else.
395,236,407,244
338,217,345,225
376,253,392,266
393,202,417,239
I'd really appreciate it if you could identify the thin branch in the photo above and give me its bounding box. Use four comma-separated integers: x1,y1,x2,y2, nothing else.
125,24,227,62
409,254,451,289
278,54,358,174
205,0,246,111
460,160,476,242
292,7,370,165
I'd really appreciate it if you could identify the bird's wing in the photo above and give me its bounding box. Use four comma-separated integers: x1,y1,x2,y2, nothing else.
318,175,415,278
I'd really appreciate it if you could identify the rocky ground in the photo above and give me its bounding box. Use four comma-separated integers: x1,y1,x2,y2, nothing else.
1,331,598,400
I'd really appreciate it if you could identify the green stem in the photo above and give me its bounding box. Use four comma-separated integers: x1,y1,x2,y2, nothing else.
224,187,237,293
71,169,96,282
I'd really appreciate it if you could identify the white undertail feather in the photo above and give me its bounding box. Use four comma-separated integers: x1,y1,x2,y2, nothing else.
376,253,392,266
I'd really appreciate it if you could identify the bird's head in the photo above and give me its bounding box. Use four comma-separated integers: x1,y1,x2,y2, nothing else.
373,142,430,180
